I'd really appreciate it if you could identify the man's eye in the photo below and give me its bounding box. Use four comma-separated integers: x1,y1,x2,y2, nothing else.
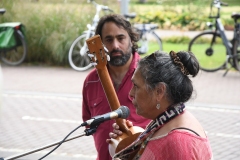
105,39,112,42
118,37,124,41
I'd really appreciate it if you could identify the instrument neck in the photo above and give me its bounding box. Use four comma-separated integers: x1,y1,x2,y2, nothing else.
97,67,132,136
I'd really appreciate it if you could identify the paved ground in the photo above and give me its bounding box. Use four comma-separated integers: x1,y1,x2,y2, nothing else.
0,29,239,160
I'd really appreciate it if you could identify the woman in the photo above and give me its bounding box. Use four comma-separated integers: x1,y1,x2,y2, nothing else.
108,50,213,160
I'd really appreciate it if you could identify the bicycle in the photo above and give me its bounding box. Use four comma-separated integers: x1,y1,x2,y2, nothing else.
0,8,27,66
124,13,163,55
188,0,240,76
68,0,163,71
68,0,113,71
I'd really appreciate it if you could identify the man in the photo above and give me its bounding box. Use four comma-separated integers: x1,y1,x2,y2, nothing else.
82,14,151,160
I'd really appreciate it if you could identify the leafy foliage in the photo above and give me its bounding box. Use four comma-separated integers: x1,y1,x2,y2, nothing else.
0,0,238,65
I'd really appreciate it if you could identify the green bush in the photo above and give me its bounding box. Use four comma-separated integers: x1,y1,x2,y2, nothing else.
132,5,234,31
163,36,191,44
0,0,106,66
0,0,238,66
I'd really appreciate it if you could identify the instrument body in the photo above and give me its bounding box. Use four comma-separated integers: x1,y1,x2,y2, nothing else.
86,35,144,157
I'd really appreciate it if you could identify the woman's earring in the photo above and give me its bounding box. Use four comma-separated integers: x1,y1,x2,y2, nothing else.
156,103,161,110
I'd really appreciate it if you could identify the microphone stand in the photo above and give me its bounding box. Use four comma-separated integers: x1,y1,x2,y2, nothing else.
0,127,98,160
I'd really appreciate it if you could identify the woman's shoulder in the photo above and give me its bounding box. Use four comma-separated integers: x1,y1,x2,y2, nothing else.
150,129,209,143
156,110,207,138
144,130,212,160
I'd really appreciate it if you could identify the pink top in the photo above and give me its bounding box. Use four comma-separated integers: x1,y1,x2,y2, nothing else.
82,53,151,160
140,130,213,160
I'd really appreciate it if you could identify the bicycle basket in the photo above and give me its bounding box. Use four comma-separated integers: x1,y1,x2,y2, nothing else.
0,22,25,49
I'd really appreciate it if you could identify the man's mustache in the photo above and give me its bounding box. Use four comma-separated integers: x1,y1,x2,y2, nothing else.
110,49,124,56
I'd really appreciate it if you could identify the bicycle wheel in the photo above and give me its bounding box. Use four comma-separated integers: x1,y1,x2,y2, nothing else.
188,31,226,72
68,33,92,71
0,30,27,66
232,39,240,71
138,31,162,55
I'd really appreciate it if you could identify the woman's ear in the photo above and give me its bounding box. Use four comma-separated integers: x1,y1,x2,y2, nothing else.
156,83,166,101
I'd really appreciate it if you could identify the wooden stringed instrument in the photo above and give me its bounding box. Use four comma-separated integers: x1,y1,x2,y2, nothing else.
86,35,144,158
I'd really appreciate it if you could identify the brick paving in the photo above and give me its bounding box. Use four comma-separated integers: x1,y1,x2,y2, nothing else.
0,29,240,159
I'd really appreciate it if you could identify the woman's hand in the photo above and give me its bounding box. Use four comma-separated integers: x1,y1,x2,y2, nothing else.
106,120,133,143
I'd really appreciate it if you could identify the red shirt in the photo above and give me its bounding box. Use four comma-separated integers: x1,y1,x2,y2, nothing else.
141,130,213,160
82,53,151,160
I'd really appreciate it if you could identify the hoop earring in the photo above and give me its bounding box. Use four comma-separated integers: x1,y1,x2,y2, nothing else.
156,103,161,110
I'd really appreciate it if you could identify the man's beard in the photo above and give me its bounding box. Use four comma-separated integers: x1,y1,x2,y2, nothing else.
108,44,132,66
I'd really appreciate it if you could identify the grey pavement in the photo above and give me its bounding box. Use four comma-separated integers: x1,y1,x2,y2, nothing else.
1,65,240,160
0,29,240,160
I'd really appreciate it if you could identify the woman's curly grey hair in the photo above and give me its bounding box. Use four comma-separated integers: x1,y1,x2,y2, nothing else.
137,50,199,104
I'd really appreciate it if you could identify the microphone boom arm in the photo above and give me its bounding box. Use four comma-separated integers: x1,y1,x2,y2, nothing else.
0,128,97,160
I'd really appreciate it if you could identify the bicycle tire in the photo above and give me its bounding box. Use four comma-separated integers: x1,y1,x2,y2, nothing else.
188,31,226,72
137,31,162,55
0,30,27,66
68,33,93,71
232,38,240,71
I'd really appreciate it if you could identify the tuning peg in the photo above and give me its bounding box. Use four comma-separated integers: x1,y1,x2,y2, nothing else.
106,54,110,61
103,46,109,53
88,53,94,58
91,62,98,66
88,53,98,66
102,45,110,61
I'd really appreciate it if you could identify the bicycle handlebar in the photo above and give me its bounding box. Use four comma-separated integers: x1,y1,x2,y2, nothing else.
102,7,114,13
209,0,228,19
89,0,114,13
212,0,228,8
220,2,228,6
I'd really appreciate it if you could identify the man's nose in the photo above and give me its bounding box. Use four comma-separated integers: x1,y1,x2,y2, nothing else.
112,39,120,49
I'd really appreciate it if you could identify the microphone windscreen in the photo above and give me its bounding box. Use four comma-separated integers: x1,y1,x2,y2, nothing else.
119,106,130,119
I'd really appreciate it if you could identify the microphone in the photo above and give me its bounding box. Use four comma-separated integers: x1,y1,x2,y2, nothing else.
81,106,130,127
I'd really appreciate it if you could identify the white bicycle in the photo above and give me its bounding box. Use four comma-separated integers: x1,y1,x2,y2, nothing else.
68,0,163,71
68,0,113,71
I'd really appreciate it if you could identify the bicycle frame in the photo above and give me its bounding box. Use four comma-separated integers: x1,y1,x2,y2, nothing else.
215,19,232,55
208,0,234,66
207,0,240,75
80,24,94,56
80,0,111,56
134,23,161,54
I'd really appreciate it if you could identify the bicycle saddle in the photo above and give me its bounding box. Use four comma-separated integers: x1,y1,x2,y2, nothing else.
0,8,6,14
231,12,240,20
124,13,136,19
